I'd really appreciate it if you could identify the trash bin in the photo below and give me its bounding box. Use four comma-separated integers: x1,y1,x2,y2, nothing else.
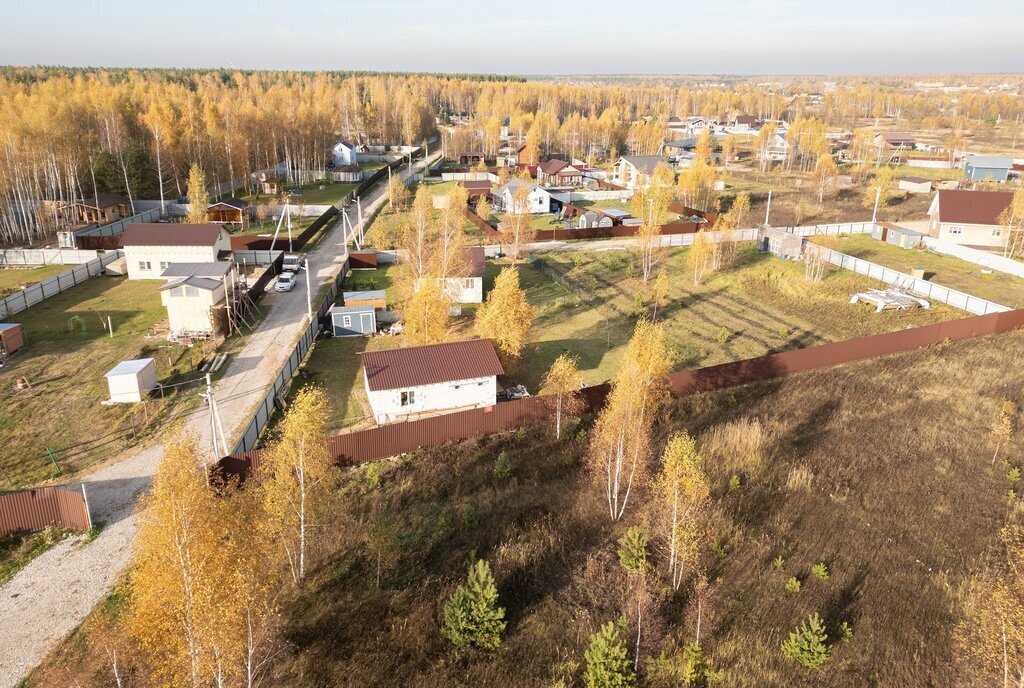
911,267,926,280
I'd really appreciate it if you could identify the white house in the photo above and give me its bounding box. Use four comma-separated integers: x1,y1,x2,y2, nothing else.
927,189,1013,250
765,133,790,162
612,155,663,188
360,338,504,424
899,177,933,194
330,140,359,168
496,179,552,214
157,262,234,337
121,224,231,280
445,247,486,303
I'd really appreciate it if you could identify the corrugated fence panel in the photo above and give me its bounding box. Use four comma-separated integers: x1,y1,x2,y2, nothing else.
0,485,91,537
0,251,121,320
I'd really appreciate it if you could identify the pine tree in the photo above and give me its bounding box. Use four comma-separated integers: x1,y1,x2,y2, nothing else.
442,559,506,651
584,621,637,688
617,526,651,574
781,613,830,669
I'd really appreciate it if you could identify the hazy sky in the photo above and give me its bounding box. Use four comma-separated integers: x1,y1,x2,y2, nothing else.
1,0,1022,75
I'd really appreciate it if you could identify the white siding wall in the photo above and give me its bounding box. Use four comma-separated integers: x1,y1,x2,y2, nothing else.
443,276,483,303
937,221,1005,249
160,284,225,334
123,240,229,280
365,375,497,424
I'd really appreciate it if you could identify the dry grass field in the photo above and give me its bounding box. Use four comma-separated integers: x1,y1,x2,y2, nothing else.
27,328,1024,687
0,264,67,297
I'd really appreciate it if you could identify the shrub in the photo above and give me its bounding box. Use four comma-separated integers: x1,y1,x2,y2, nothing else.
1008,466,1021,485
715,328,732,345
633,292,649,310
773,555,785,570
811,562,830,580
442,559,506,651
728,474,742,492
836,621,853,643
785,576,801,593
584,620,636,688
493,451,513,480
781,612,830,669
617,526,650,574
461,504,479,531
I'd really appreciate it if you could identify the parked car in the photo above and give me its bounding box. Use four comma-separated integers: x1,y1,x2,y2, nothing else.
274,271,297,292
282,253,305,272
287,188,303,197
497,384,530,402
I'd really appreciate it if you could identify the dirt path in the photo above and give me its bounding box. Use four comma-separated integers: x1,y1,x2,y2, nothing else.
0,153,438,687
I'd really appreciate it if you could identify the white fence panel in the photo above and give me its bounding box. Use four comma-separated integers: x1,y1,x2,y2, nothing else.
0,248,99,265
921,237,1024,279
780,221,875,237
0,251,122,320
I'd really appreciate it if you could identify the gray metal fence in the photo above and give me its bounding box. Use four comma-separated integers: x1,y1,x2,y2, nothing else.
0,248,99,266
0,251,123,320
781,221,875,237
75,206,162,238
824,248,1011,315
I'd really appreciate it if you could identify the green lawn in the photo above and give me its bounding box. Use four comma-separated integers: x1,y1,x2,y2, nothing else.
0,277,220,487
238,180,359,206
340,264,399,304
0,265,68,297
834,233,1024,308
509,243,958,391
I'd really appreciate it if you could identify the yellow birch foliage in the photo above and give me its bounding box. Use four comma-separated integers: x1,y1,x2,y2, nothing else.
438,184,469,280
540,353,584,438
655,432,710,590
588,319,672,521
499,185,536,261
260,387,334,585
185,163,209,224
475,266,533,370
403,276,452,346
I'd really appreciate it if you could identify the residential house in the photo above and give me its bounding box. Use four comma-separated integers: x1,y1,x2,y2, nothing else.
330,140,359,168
496,179,552,214
157,261,235,337
927,189,1014,249
963,155,1013,183
612,155,663,188
666,116,688,136
122,223,231,280
536,159,583,187
684,116,713,138
460,180,493,201
765,133,790,162
207,198,251,227
458,152,486,165
329,305,376,337
59,194,131,227
360,338,504,424
898,177,933,194
443,247,486,303
332,164,363,182
730,114,756,132
874,132,916,150
496,144,525,167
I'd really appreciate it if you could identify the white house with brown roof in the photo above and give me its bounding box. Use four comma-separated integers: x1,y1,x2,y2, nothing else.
536,159,583,187
157,262,234,337
927,189,1013,249
444,247,486,303
360,338,504,424
330,140,359,167
121,223,231,280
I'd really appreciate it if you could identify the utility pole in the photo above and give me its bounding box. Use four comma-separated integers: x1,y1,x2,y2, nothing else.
304,261,312,321
871,185,881,225
764,189,772,227
203,373,228,467
286,201,294,253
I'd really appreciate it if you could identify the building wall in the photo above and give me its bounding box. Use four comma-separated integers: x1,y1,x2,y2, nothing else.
332,144,357,167
123,234,230,280
443,276,483,303
931,220,1005,248
365,374,497,424
964,165,1009,183
160,284,225,334
331,309,375,336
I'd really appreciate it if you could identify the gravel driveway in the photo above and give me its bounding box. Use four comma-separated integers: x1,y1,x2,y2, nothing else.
0,153,438,687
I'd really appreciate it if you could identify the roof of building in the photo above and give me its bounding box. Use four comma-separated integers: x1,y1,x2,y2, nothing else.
900,176,932,184
598,208,632,219
360,338,504,392
159,262,233,279
73,193,129,209
343,289,387,302
330,304,376,315
497,178,532,196
122,223,224,248
462,246,486,278
734,115,756,124
538,159,569,175
880,132,915,143
461,181,492,190
157,276,222,292
620,156,663,175
104,358,155,377
664,139,697,150
964,155,1013,169
208,197,250,210
334,139,356,150
934,189,1014,225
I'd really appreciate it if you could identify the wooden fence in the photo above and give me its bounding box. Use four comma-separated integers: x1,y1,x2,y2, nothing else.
215,307,1024,481
0,485,92,537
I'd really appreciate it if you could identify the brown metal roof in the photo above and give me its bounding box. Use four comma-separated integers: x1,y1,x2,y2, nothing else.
122,223,225,248
935,189,1013,226
538,159,569,175
463,246,485,278
360,339,504,392
73,193,129,209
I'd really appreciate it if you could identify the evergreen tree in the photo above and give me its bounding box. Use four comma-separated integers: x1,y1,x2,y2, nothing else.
442,559,506,651
617,526,651,574
584,620,637,688
781,612,830,669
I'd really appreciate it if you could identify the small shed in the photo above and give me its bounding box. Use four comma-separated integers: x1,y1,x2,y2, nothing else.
104,358,158,403
758,227,804,260
578,211,601,229
0,323,25,357
330,305,376,337
899,177,932,194
348,251,378,270
343,290,387,310
885,227,925,249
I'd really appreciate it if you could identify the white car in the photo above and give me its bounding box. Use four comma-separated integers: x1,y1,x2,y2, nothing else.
274,271,297,292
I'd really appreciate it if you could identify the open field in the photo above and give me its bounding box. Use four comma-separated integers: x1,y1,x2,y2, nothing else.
0,276,266,488
28,328,1024,687
510,243,956,391
364,184,488,248
834,233,1024,308
0,265,68,297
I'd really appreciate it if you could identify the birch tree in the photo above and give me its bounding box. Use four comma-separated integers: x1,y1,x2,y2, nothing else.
588,319,672,521
403,276,451,346
998,186,1024,259
475,266,533,369
655,432,710,590
688,230,715,287
185,163,209,223
631,162,674,284
813,154,838,204
260,387,334,585
540,353,584,439
438,184,469,280
499,185,535,261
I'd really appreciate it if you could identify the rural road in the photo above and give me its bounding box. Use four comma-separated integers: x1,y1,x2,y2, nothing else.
0,153,439,687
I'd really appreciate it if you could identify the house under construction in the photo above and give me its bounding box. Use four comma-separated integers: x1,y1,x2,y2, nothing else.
157,262,259,340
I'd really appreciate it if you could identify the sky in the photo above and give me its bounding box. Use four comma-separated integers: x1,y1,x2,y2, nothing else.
1,0,1022,75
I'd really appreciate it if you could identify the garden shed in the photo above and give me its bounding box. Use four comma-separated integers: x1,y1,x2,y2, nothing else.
330,305,376,337
0,323,25,358
104,358,158,403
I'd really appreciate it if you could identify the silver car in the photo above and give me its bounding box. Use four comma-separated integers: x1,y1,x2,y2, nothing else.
274,271,297,292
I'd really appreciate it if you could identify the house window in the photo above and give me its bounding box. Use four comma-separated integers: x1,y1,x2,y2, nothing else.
342,315,352,327
168,287,184,297
948,225,964,235
159,261,169,271
138,261,151,271
185,286,200,297
463,278,474,289
992,227,1003,238
401,390,415,406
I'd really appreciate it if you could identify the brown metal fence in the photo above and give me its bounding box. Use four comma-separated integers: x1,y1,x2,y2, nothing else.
0,485,92,537
215,308,1024,481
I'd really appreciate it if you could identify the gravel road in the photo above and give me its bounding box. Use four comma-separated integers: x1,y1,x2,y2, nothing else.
0,153,438,687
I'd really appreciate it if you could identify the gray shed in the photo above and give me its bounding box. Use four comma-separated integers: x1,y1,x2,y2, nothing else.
331,305,376,337
885,227,924,249
758,227,804,260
